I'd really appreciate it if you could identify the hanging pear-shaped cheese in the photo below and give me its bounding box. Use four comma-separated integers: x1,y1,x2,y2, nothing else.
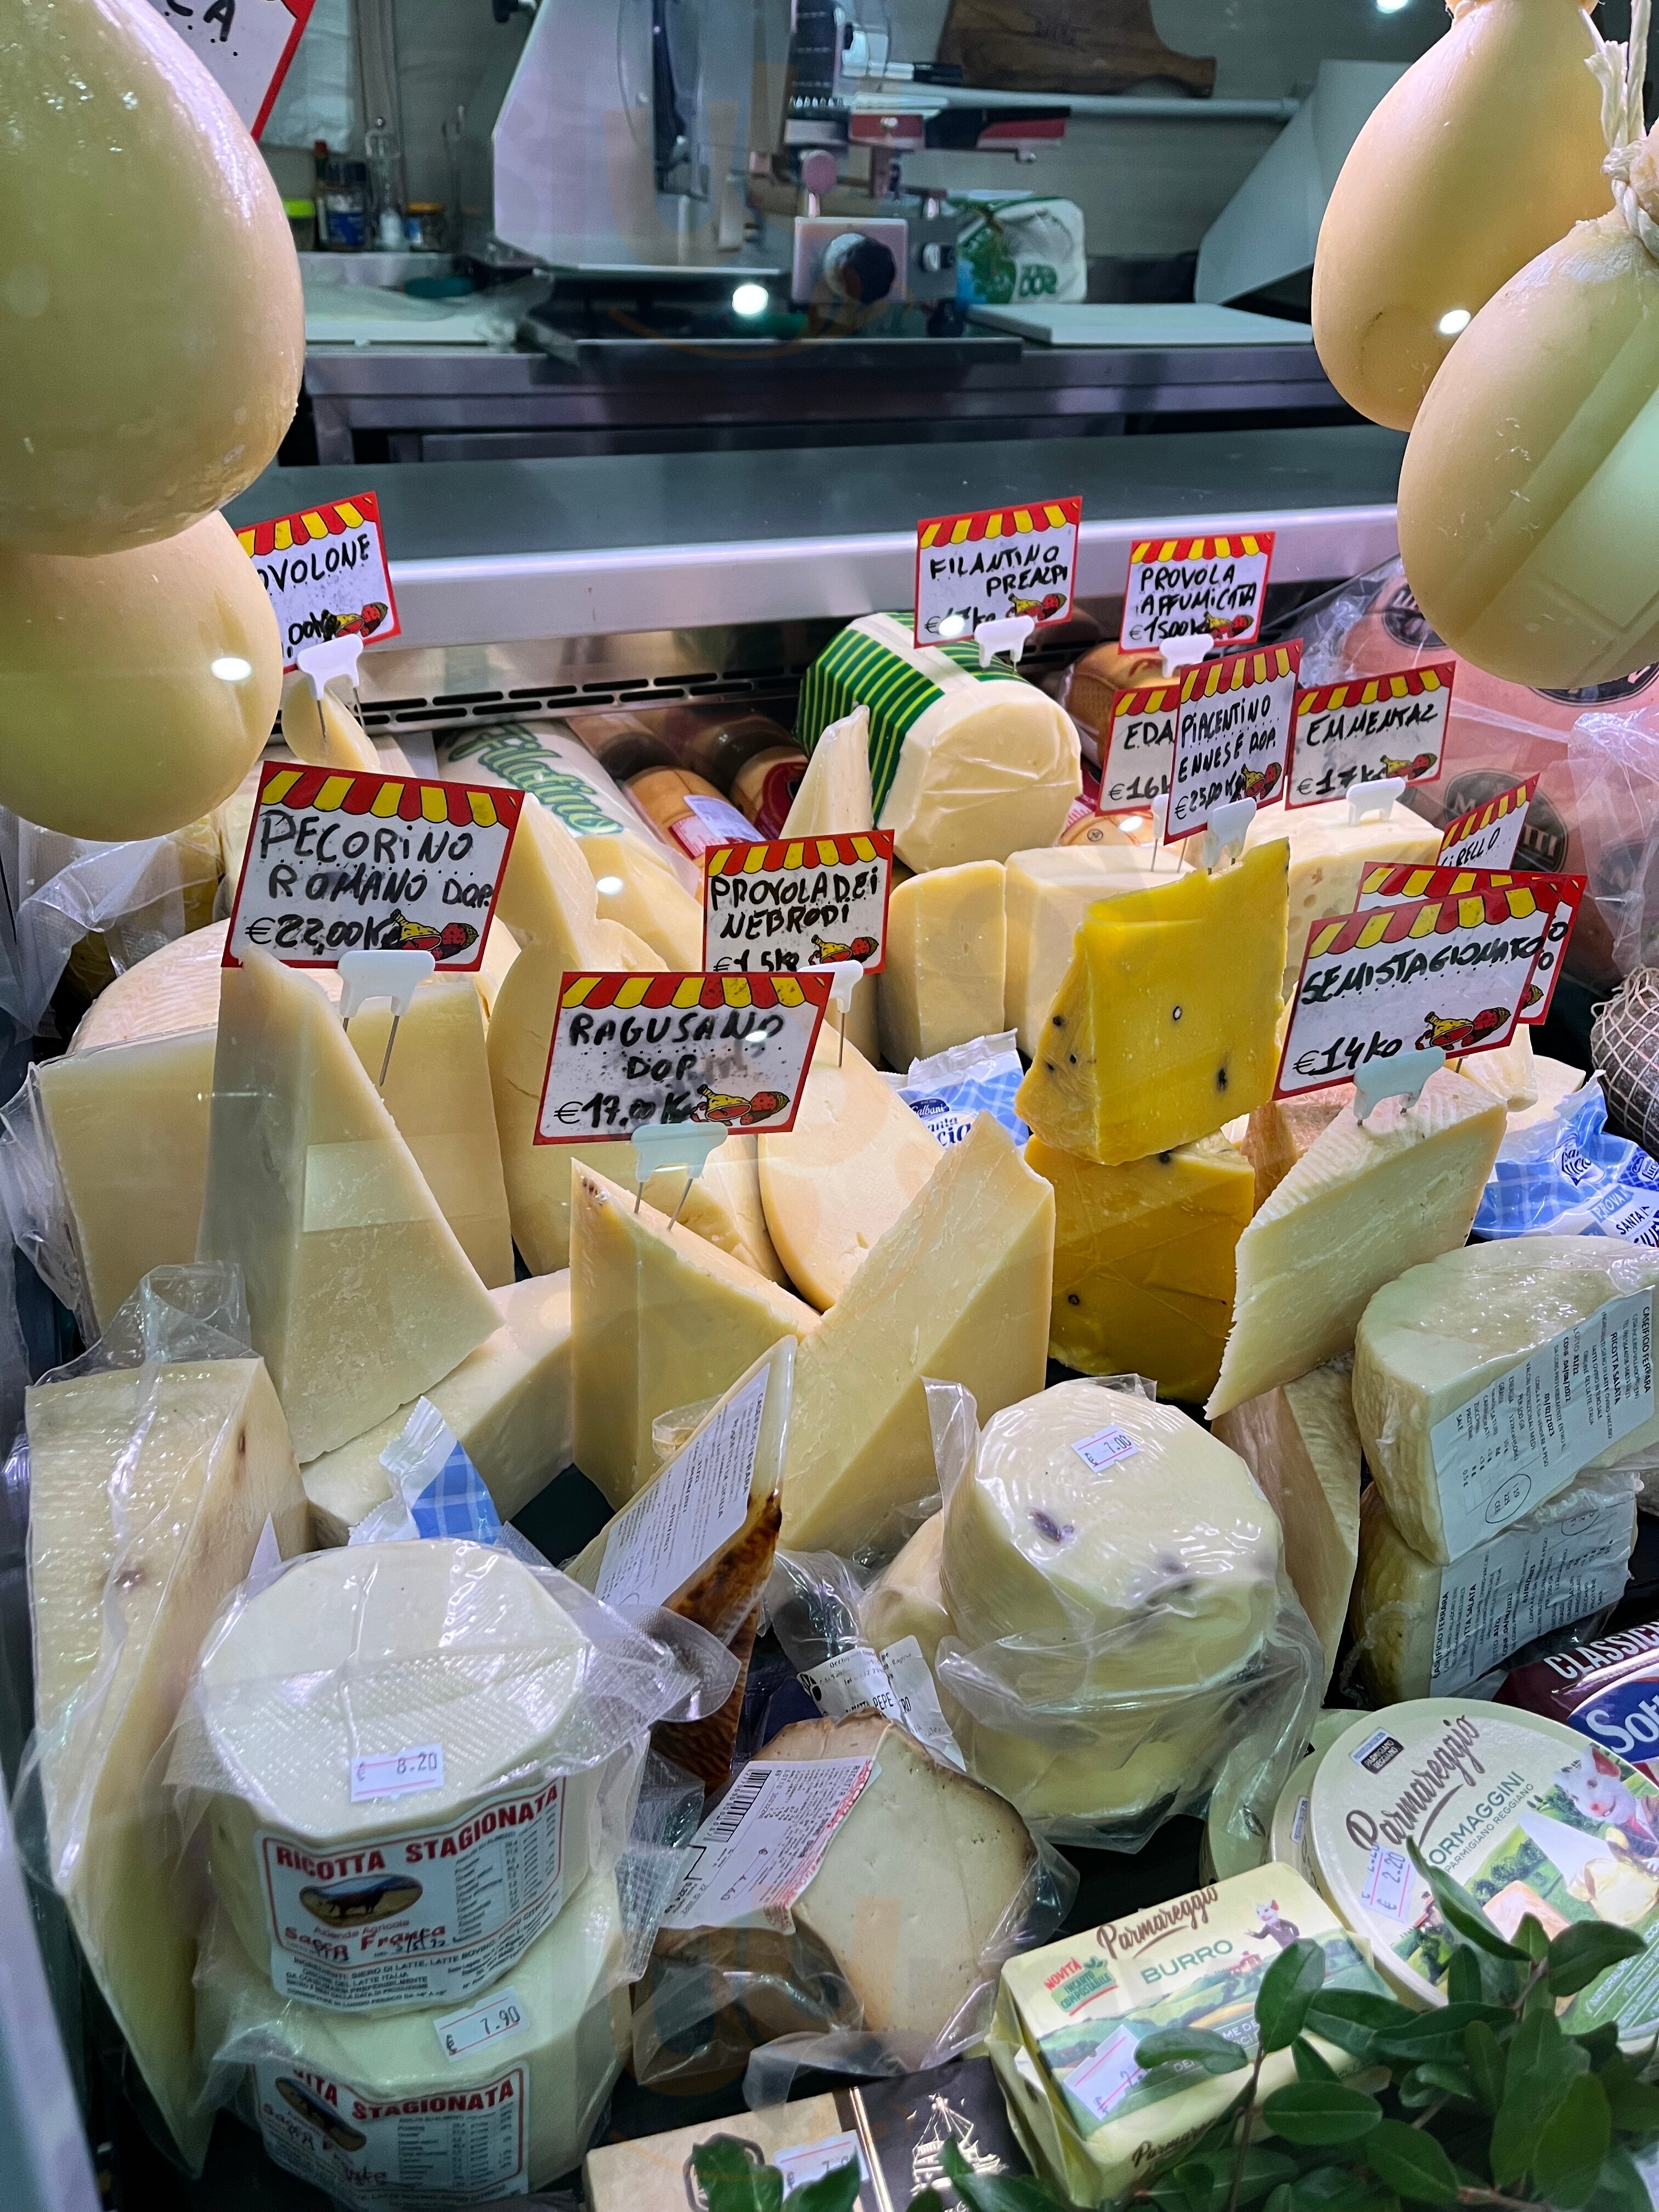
0,512,281,840
1312,0,1607,432
1,0,303,553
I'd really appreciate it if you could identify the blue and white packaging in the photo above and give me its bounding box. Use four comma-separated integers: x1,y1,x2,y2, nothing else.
1474,1077,1659,1245
899,1030,1029,1150
349,1397,508,1548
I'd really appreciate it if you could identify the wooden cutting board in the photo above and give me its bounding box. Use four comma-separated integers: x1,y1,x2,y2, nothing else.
939,0,1217,99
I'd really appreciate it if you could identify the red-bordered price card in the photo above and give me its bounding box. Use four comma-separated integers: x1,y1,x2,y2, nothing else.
1165,640,1302,842
1355,860,1587,1028
236,490,402,673
1273,881,1560,1100
534,970,831,1144
703,832,894,975
224,765,522,970
1120,531,1276,652
149,0,315,136
1287,663,1455,809
1438,775,1539,869
1096,673,1179,816
913,497,1081,648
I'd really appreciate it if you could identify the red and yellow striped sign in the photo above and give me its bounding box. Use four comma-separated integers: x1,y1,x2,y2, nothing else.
1181,643,1299,701
918,496,1081,549
558,971,832,1013
706,832,886,876
237,492,380,559
1295,663,1452,718
1308,884,1550,963
1111,677,1182,723
1130,533,1272,564
257,765,514,830
1439,775,1538,852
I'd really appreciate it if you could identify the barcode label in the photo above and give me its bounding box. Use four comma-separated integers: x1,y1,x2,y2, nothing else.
658,1758,873,1932
706,1770,769,1842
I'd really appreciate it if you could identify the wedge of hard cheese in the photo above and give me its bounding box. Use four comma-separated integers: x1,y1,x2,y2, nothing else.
780,705,879,1059
28,1354,307,2170
571,1164,819,1509
1451,1026,1537,1112
1353,1237,1659,1565
303,1272,572,1539
1002,844,1184,1060
1239,793,1438,997
1206,1070,1506,1420
756,1030,940,1309
1240,1085,1353,1214
197,950,500,1462
780,1111,1052,1554
860,1513,952,1668
280,682,380,770
877,860,1006,1069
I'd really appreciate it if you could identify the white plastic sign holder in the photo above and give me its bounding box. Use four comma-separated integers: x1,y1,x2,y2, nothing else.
1199,797,1256,873
337,948,435,1087
805,958,865,1068
295,634,365,703
630,1121,730,1229
1353,1047,1446,1126
1347,776,1407,825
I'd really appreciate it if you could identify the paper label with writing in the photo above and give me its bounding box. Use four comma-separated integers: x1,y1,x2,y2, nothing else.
534,969,829,1144
224,765,521,971
1096,676,1179,816
801,1638,964,1770
704,832,894,975
1273,882,1556,1101
237,490,401,673
1353,863,1585,1027
1361,1846,1414,1923
252,2057,527,2204
669,792,757,861
1120,530,1276,652
1429,1485,1637,1695
351,1746,445,1804
1071,1425,1139,1473
256,1778,565,2010
773,2131,871,2193
1438,776,1538,870
913,497,1081,647
149,0,314,137
1166,642,1302,841
595,1366,767,1612
1066,2024,1145,2123
434,1988,527,2064
1429,1290,1655,1559
878,1635,966,1769
659,1757,874,1931
1287,663,1454,808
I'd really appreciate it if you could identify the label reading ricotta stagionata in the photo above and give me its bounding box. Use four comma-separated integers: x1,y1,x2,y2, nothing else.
252,2057,528,2205
595,1365,766,1613
1429,1290,1655,1559
658,1757,874,1932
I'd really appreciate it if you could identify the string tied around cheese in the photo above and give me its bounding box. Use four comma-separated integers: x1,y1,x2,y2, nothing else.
1589,0,1659,260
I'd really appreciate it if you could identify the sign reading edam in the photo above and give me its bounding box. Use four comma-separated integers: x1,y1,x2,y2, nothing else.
704,832,894,974
913,498,1081,648
1288,663,1455,807
1120,531,1275,652
237,492,402,673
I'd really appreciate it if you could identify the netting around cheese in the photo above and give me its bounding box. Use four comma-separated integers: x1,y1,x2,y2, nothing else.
1593,967,1659,1151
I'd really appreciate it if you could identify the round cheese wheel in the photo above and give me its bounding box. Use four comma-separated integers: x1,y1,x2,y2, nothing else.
1312,0,1606,433
1,0,303,554
0,514,280,840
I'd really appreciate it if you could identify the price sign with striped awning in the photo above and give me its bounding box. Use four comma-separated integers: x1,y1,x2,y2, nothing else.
1120,531,1276,652
913,497,1081,649
236,490,401,672
703,831,894,974
1165,641,1302,842
1288,662,1456,807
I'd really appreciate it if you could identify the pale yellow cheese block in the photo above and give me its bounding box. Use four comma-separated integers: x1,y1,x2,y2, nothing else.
579,830,703,969
303,1273,573,1539
756,1030,940,1308
860,1513,952,1668
1235,796,1440,998
27,1356,308,2170
1212,1362,1362,1684
1451,1028,1536,1113
781,1112,1053,1554
1206,1070,1507,1420
571,1164,819,1509
1509,1053,1585,1130
280,684,380,771
877,860,1006,1069
1003,843,1183,1058
779,705,881,1059
197,950,500,1462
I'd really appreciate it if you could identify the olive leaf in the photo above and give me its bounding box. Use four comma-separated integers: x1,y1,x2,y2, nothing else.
1257,1939,1328,2053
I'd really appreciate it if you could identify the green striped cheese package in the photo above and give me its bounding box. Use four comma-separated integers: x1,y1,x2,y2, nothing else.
797,613,1079,871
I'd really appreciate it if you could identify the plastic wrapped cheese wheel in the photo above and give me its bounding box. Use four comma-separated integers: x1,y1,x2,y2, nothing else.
0,514,280,840
2,0,303,554
1312,0,1606,432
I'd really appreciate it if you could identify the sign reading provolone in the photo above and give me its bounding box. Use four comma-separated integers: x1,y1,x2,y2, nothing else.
1096,675,1178,816
149,0,315,136
1120,531,1276,652
534,970,830,1144
1165,641,1301,842
224,765,522,970
236,490,402,673
1438,776,1538,870
703,832,894,974
913,497,1081,647
1287,663,1454,807
1354,861,1586,1027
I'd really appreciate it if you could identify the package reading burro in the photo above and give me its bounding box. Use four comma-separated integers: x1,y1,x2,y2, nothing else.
1274,882,1556,1100
1287,664,1453,807
251,2056,527,2203
1310,1701,1659,2034
1438,776,1538,871
703,832,894,976
658,1758,874,1931
1355,860,1585,1029
989,1865,1385,2210
1095,675,1178,816
1499,1622,1659,1781
913,498,1081,648
1120,532,1275,652
1166,643,1302,839
534,969,829,1144
238,491,401,673
224,764,522,971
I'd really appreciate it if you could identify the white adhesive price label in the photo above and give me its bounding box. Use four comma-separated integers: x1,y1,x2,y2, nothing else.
252,2058,527,2203
802,1638,964,1769
1071,1424,1139,1474
659,1758,873,1931
1066,2024,1146,2123
435,1988,526,2063
1361,1846,1414,1923
1121,532,1275,652
879,1637,966,1770
596,1367,767,1613
775,2131,872,2192
351,1745,445,1803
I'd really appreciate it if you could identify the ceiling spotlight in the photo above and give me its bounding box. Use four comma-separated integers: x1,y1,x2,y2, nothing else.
1437,307,1472,336
731,281,769,318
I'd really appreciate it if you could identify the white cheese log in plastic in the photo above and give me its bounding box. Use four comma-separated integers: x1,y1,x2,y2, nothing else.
756,1030,941,1309
185,1540,620,2014
781,1111,1053,1555
571,1164,820,1509
1002,843,1183,1059
1206,1070,1507,1419
1353,1236,1659,1565
860,1513,952,1668
196,1878,630,2199
877,860,1007,1069
1236,795,1440,998
1212,1362,1362,1684
27,1354,308,2170
196,950,500,1463
303,1274,572,1541
1348,1468,1638,1703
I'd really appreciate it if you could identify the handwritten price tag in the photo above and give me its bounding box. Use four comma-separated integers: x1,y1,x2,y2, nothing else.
435,1989,526,2063
534,970,830,1146
1096,674,1179,816
236,490,402,674
704,832,893,974
224,765,522,971
1120,531,1275,652
1288,663,1454,808
1355,860,1586,1028
1166,641,1302,843
913,497,1081,647
1274,882,1558,1101
349,1744,445,1804
149,0,314,136
1438,776,1538,870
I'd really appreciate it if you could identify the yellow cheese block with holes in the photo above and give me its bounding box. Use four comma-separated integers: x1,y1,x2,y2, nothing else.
877,860,1006,1069
1003,844,1183,1059
1016,841,1288,1165
1027,1130,1253,1403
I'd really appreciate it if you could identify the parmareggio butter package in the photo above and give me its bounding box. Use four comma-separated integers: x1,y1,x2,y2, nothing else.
988,1865,1385,2209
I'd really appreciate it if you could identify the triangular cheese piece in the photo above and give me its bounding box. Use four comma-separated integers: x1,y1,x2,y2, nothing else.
1242,1085,1353,1213
280,684,379,770
27,1350,307,2170
757,1029,940,1308
197,948,499,1460
782,1112,1053,1554
579,830,704,968
1205,1069,1506,1420
571,1163,819,1508
778,706,880,1058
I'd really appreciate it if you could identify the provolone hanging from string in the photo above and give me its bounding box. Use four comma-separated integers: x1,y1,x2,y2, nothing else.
1397,1,1659,688
1312,0,1606,433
